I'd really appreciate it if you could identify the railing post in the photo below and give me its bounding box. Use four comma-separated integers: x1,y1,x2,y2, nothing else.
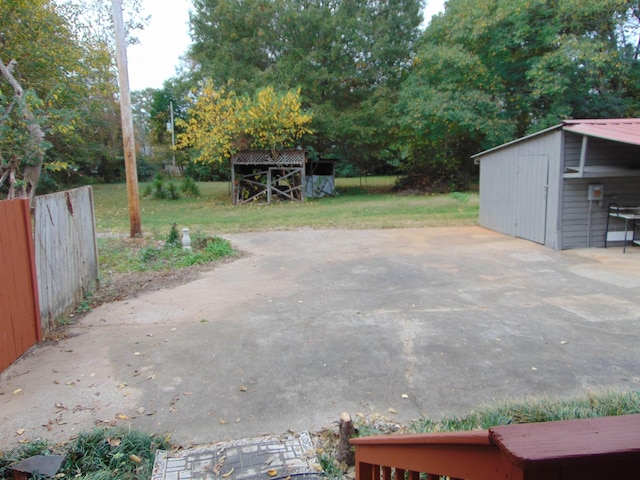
356,462,373,480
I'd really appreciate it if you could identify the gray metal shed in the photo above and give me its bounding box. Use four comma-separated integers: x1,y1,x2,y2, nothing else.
472,119,640,250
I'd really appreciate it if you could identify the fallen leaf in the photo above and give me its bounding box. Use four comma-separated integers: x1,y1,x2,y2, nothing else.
107,437,121,447
388,407,397,414
219,418,227,425
235,417,241,423
129,454,142,464
222,467,235,478
16,428,26,435
65,381,75,386
13,388,23,395
212,456,226,474
117,414,129,420
239,385,248,392
137,407,145,415
267,469,278,477
183,391,192,396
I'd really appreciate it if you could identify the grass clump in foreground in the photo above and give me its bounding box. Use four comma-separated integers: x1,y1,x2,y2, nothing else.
409,389,640,434
0,428,171,480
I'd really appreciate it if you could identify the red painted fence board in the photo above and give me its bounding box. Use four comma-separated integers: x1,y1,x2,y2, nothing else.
0,199,41,371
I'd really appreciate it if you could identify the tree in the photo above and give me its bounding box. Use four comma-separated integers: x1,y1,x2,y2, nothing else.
0,0,104,199
189,0,424,173
175,80,243,164
241,86,313,152
175,81,312,164
396,44,513,189
396,0,640,187
0,0,149,198
0,59,48,200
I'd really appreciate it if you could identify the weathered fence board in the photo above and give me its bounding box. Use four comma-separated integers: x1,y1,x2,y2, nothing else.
34,186,99,332
0,199,42,371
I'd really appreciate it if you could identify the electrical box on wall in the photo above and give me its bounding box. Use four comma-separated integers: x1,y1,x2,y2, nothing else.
588,184,604,201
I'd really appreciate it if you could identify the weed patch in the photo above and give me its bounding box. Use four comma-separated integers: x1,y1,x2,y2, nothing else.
0,428,170,480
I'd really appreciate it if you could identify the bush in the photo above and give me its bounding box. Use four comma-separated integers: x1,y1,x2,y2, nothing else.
144,173,181,200
166,223,181,247
180,176,201,197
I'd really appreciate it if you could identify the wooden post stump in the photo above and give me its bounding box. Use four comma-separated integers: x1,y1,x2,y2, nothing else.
337,411,356,466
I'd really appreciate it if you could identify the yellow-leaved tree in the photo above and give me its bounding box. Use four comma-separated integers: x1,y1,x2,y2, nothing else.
240,86,313,152
175,80,243,164
176,81,312,163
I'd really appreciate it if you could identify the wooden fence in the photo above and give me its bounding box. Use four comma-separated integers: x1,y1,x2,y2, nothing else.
34,186,99,332
0,199,42,372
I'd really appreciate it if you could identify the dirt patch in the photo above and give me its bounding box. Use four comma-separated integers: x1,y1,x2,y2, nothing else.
91,264,216,305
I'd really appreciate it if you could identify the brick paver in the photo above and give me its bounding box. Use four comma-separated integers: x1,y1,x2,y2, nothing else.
152,432,322,480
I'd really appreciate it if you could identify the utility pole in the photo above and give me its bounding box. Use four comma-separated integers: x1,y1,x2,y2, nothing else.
112,0,142,237
170,100,176,167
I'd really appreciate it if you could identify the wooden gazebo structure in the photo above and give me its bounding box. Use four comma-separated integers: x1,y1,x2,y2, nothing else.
231,150,307,205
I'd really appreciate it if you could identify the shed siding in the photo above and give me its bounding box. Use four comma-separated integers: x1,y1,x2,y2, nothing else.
478,121,640,251
560,133,640,249
479,131,562,247
561,177,640,249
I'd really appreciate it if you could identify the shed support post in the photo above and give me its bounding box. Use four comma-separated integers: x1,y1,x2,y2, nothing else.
578,135,588,176
231,164,236,205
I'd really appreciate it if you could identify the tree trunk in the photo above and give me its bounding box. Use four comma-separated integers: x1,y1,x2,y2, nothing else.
0,57,45,205
336,411,356,466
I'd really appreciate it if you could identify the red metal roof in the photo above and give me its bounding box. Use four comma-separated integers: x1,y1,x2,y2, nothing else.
473,118,640,159
562,118,640,146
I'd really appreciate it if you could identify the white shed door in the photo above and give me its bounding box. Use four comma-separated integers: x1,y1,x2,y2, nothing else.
515,155,549,244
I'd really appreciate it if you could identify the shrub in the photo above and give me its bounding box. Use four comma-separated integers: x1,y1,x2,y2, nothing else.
180,176,201,197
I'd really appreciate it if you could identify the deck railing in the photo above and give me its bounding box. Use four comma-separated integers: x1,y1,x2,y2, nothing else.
351,414,640,480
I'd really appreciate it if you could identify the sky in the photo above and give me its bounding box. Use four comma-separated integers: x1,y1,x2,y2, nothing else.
127,0,446,91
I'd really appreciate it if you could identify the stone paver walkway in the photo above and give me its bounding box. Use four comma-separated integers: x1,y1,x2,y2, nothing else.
152,432,322,480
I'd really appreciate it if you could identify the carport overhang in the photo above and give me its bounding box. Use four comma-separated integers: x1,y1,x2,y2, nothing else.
472,118,640,165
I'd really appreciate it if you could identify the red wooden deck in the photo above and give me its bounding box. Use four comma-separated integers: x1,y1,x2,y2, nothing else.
352,414,640,480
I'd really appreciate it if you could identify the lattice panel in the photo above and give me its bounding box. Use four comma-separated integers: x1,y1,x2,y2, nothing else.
231,150,306,166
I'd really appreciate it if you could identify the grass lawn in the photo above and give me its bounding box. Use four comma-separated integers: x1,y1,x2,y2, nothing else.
91,177,479,235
